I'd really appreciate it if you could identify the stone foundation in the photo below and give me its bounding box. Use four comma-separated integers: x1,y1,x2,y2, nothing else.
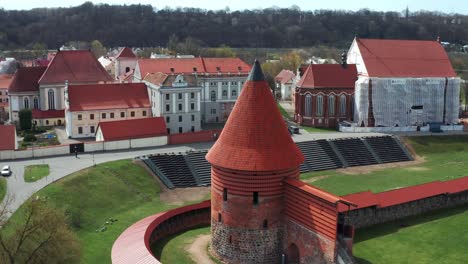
211,220,283,264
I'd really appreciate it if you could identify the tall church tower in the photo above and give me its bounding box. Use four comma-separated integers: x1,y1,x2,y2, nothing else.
206,61,304,263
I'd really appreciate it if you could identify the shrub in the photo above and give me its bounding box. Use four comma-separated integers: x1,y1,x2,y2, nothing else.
23,133,37,142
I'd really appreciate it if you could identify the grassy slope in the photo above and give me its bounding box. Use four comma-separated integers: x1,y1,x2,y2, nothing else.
301,136,468,195
6,159,177,264
354,204,468,264
24,164,50,182
153,226,211,264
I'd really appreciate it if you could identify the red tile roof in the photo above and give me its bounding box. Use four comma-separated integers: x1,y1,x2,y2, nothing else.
338,176,468,212
68,83,150,111
286,179,356,206
296,64,357,88
206,61,304,171
0,74,13,89
0,125,16,150
137,57,251,77
356,38,457,77
116,47,136,59
8,67,47,93
275,69,295,84
97,117,167,141
32,109,65,119
39,50,113,84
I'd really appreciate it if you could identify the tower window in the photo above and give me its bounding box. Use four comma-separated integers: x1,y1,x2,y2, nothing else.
263,219,268,229
223,188,228,201
253,192,259,205
125,67,130,73
218,213,222,223
229,236,232,243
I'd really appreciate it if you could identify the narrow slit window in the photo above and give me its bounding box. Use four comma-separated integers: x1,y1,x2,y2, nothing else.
218,213,222,222
223,188,228,201
253,192,259,205
263,219,268,229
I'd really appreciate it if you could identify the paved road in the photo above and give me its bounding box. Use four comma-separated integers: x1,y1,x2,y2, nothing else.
0,142,213,218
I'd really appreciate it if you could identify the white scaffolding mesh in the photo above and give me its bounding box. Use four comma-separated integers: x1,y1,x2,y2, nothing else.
354,77,460,127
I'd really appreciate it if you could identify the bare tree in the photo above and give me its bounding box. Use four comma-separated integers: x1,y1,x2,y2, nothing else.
0,196,81,264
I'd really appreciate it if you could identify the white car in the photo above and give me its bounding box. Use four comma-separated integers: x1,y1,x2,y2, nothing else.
1,166,11,176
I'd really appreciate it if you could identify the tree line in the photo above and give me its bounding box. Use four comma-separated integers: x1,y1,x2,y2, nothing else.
0,2,467,50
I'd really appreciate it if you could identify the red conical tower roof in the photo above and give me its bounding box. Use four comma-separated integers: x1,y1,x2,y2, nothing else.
206,60,304,171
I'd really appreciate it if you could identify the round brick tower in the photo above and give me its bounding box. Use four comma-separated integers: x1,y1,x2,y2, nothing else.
206,61,304,264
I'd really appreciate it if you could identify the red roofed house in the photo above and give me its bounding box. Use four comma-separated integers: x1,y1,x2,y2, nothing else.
275,69,296,100
95,117,167,144
8,67,48,124
0,74,13,122
114,47,137,81
134,57,251,123
0,125,17,150
347,37,460,127
36,50,113,125
65,83,151,138
294,63,358,128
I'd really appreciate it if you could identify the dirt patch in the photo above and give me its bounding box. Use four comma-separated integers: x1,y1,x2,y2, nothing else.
406,167,429,171
303,175,329,184
187,234,214,264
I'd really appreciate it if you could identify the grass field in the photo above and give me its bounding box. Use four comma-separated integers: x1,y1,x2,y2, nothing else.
153,226,211,264
5,159,183,264
354,204,468,264
301,136,468,195
301,126,337,133
24,164,50,182
0,177,5,203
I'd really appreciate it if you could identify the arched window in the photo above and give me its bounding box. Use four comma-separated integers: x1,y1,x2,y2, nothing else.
316,95,323,116
23,97,29,109
33,97,39,109
222,90,227,97
210,90,216,101
48,89,55,110
328,95,335,116
231,89,237,97
340,95,346,116
304,94,312,116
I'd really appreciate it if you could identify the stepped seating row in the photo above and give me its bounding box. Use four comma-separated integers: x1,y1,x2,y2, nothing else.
148,154,197,188
142,136,413,188
332,138,377,167
364,136,412,163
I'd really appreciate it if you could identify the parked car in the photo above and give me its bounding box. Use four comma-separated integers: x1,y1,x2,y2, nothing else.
1,166,11,177
288,125,300,134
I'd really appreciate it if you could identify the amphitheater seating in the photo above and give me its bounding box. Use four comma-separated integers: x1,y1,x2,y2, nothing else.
185,151,211,186
142,136,413,188
331,138,377,167
147,154,197,188
364,136,412,163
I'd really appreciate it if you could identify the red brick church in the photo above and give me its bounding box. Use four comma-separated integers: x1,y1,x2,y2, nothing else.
294,62,357,128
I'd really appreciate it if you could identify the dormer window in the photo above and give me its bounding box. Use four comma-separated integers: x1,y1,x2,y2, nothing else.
238,66,242,71
170,68,174,73
216,66,221,72
193,67,197,72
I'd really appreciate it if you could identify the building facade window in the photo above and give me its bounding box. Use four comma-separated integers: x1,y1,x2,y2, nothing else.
179,115,182,122
328,95,335,116
191,92,195,99
23,97,29,109
178,93,182,100
166,104,170,112
143,110,147,116
191,115,195,121
78,127,83,134
178,104,182,111
191,103,195,110
33,97,39,109
102,113,106,119
120,112,125,118
110,113,115,118
304,94,312,116
131,111,135,117
222,90,227,97
316,95,324,117
232,90,237,97
179,127,182,133
48,89,55,110
90,114,94,120
165,94,170,100
191,126,195,132
90,126,95,133
340,95,347,116
211,91,216,101
211,109,216,114
78,114,82,120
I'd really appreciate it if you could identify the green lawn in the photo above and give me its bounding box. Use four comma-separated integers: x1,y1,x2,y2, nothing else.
301,136,468,195
301,126,337,133
153,226,211,264
0,177,5,203
354,204,468,264
24,164,50,182
5,159,187,264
